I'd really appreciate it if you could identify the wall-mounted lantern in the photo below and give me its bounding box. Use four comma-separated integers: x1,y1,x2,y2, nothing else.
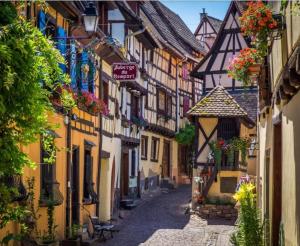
83,2,99,33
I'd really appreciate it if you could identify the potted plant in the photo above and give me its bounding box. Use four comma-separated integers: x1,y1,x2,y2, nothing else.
61,224,81,246
228,48,262,86
240,1,277,56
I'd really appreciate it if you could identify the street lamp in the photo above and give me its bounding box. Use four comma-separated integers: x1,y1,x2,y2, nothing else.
83,2,99,33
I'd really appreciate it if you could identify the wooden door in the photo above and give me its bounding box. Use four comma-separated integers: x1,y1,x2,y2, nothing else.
179,145,188,175
121,152,129,198
71,147,80,224
162,141,170,178
272,123,282,246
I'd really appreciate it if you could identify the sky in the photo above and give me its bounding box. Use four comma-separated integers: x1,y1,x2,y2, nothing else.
162,1,230,33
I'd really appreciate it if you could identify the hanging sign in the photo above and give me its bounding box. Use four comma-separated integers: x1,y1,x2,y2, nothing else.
112,63,137,81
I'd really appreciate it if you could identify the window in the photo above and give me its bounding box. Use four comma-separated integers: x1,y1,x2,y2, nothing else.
183,96,190,116
157,89,166,113
40,133,63,205
157,88,172,117
108,7,126,45
83,144,98,204
166,95,172,117
141,136,148,160
217,118,239,140
102,80,109,105
168,57,172,74
151,137,160,162
150,50,154,63
131,95,140,117
41,146,55,197
131,150,136,177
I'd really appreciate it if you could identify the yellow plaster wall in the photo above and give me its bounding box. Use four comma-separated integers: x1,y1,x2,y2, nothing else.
99,158,111,221
139,131,179,184
197,118,218,163
208,170,244,198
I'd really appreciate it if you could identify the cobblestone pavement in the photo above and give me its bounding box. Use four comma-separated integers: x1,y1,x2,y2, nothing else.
101,185,235,246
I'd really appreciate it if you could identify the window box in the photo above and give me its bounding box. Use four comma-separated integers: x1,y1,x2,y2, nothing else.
131,115,148,128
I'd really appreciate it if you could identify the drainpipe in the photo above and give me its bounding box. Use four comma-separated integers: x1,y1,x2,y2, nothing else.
66,111,72,236
176,56,188,132
96,58,103,216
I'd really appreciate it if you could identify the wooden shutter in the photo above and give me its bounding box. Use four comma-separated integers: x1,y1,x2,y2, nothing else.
56,27,67,73
38,10,46,35
131,150,136,177
81,51,89,91
183,96,190,116
70,40,77,89
88,58,95,93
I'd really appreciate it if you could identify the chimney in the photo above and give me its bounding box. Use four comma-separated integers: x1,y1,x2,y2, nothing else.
200,8,207,21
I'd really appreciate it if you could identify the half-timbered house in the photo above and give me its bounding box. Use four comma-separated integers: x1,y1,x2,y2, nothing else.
190,1,258,206
139,1,205,192
89,1,159,218
194,9,222,52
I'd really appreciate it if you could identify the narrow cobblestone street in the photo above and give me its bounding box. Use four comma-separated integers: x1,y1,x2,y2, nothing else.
102,185,235,246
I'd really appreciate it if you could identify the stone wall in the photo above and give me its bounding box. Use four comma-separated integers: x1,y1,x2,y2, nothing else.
195,204,238,220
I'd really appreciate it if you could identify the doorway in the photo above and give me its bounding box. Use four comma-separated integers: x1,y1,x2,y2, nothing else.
71,146,80,224
162,141,171,178
121,151,129,199
272,123,282,246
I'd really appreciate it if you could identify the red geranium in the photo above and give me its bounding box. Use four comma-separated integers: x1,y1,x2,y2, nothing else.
240,1,277,55
227,47,262,86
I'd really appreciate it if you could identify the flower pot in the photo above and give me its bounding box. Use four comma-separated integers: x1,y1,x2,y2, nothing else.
248,64,261,76
61,238,80,246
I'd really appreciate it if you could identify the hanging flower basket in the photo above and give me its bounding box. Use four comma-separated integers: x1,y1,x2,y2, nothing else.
228,48,262,86
248,63,261,75
240,1,277,56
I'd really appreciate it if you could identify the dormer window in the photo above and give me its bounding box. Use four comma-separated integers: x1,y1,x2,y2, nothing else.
108,7,126,45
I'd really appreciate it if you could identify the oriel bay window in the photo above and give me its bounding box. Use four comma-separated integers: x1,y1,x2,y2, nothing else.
83,141,98,204
151,137,160,162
